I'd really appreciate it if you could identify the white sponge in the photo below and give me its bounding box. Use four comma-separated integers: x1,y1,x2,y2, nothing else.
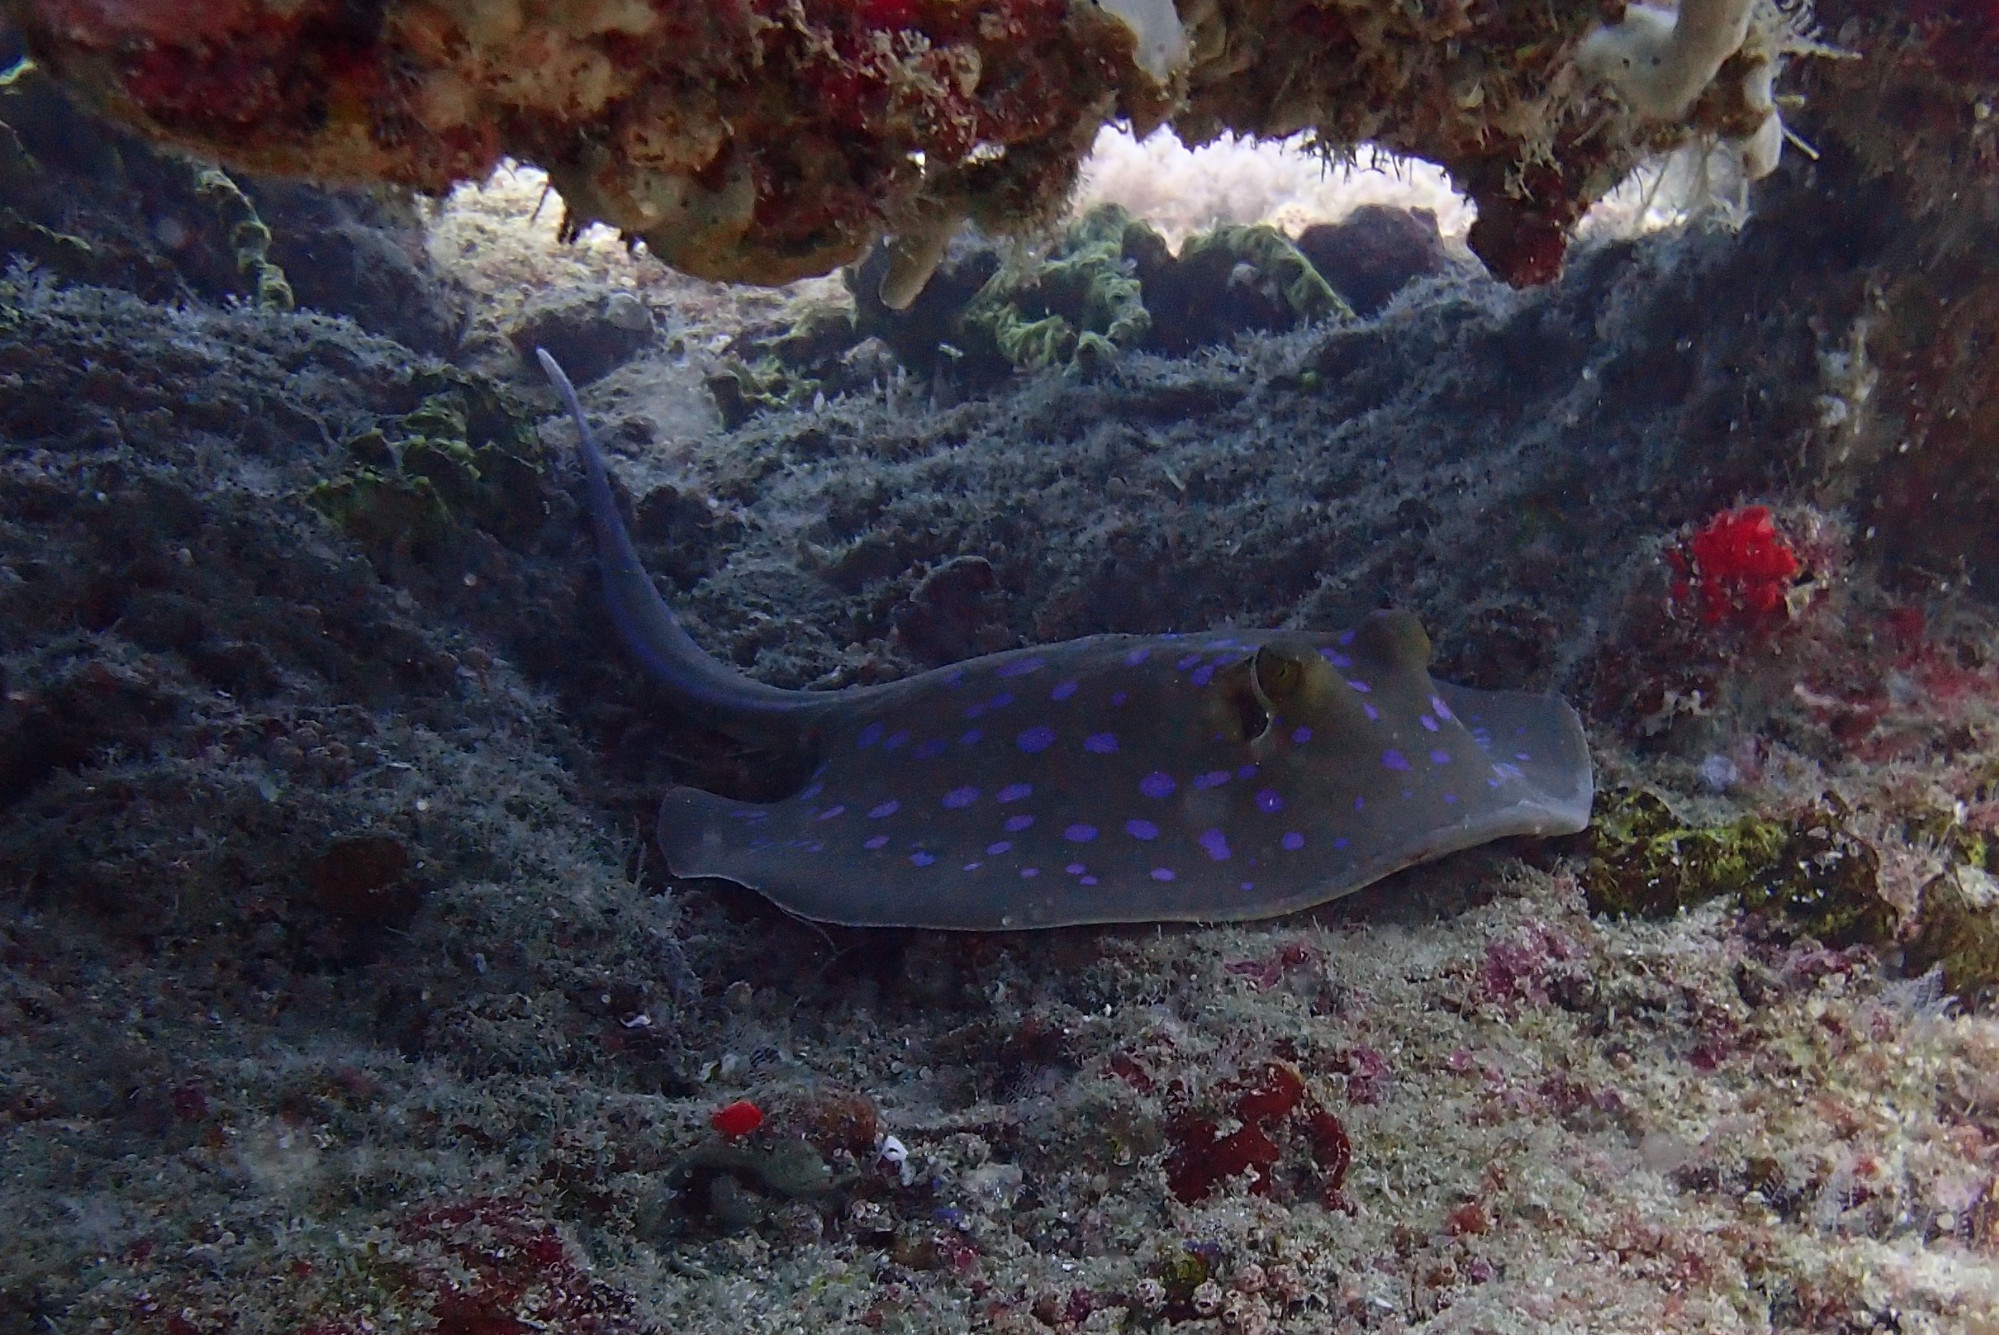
1095,0,1189,84
1576,0,1754,120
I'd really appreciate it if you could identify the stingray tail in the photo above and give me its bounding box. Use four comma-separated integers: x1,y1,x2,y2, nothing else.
537,348,820,738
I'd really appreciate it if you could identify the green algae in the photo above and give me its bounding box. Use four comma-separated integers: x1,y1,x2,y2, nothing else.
1908,865,1999,1004
194,168,294,312
307,378,546,563
1583,789,1896,946
307,467,455,563
1740,802,1896,948
1583,789,1788,918
1154,1245,1214,1306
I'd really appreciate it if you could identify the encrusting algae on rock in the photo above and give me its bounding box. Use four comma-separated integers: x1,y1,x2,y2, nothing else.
1584,788,1897,949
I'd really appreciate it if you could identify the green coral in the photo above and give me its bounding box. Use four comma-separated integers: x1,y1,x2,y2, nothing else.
307,376,545,564
841,203,1355,397
963,204,1152,373
1584,789,1897,946
1175,223,1347,322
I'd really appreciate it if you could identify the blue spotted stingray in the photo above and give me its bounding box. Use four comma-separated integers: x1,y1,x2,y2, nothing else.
540,350,1593,929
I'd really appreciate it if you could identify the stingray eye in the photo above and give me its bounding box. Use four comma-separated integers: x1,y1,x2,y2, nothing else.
1252,646,1303,703
1230,683,1273,742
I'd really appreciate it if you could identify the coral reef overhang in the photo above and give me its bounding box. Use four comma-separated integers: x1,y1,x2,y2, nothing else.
0,0,1775,287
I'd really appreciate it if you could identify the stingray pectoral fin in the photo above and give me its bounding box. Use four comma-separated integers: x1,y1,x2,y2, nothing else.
656,786,745,882
657,786,911,926
1434,683,1594,837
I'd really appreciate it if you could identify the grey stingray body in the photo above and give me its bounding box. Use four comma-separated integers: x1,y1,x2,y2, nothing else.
540,350,1594,930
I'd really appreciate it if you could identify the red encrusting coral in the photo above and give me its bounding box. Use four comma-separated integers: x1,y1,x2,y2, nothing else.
709,1098,765,1137
1667,505,1802,628
1164,1061,1352,1206
373,1196,642,1335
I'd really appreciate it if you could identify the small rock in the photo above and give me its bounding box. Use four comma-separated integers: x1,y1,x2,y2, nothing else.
1294,205,1453,317
509,286,657,384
